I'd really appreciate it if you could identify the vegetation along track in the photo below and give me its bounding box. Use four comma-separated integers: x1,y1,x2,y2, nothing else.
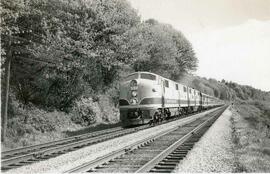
65,106,227,173
1,107,222,172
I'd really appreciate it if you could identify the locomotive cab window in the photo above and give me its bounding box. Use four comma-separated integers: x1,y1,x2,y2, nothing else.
183,86,187,92
164,80,169,88
140,73,156,81
175,84,179,90
124,73,139,81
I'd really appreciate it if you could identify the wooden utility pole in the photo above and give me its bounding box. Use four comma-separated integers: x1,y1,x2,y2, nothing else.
1,34,12,143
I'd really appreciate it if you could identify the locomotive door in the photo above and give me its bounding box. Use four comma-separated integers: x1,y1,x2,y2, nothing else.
199,92,202,109
187,87,190,107
178,86,181,108
161,79,165,108
199,92,202,105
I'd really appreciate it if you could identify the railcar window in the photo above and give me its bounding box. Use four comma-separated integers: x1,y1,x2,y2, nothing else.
183,86,187,92
164,80,169,88
189,89,192,94
124,74,138,81
141,73,156,80
158,77,162,84
175,84,179,90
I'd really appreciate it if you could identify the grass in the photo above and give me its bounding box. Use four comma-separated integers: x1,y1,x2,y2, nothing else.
230,100,270,172
230,116,247,172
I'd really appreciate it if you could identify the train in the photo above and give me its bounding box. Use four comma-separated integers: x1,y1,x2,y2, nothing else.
119,71,224,127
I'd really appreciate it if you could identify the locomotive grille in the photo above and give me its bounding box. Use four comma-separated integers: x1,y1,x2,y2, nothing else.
119,99,129,106
127,109,141,119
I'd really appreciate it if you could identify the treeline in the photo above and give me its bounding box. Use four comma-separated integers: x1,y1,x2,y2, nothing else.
1,0,197,112
223,81,270,101
178,73,270,102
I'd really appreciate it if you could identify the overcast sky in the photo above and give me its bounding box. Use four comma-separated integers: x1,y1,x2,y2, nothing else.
128,0,270,91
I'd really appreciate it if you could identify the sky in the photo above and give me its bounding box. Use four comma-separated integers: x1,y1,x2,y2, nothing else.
127,0,270,91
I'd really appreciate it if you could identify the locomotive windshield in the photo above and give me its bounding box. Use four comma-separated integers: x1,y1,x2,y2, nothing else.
141,73,156,80
124,73,139,81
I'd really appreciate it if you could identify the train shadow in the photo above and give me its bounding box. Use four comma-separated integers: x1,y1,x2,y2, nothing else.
63,122,123,137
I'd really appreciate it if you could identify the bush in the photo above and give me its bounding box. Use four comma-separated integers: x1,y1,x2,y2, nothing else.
7,118,35,137
105,84,120,107
71,109,96,126
236,101,270,132
72,97,97,126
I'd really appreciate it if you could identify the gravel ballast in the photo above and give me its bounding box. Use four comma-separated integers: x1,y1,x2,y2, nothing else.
176,107,234,172
5,108,221,173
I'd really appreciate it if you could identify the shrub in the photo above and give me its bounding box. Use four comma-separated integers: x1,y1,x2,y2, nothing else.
72,97,97,126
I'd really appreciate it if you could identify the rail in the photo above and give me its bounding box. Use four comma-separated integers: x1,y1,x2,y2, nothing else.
65,106,227,173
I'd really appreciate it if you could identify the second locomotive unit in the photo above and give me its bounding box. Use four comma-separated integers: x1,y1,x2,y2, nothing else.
119,72,223,126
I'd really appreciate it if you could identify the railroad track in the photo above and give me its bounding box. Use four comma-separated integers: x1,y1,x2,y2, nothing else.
1,107,221,172
65,106,227,173
2,126,122,159
1,126,137,171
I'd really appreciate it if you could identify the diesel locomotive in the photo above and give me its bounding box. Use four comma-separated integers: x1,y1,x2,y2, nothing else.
119,71,223,126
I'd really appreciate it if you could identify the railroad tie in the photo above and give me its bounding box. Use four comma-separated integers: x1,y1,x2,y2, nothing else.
170,152,188,156
183,142,195,146
150,168,173,173
159,161,179,165
165,156,183,160
19,161,33,164
95,165,105,169
168,152,186,158
6,163,22,167
154,164,176,170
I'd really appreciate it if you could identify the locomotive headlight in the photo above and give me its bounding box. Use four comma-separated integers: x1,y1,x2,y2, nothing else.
130,98,138,105
131,90,137,97
130,80,137,87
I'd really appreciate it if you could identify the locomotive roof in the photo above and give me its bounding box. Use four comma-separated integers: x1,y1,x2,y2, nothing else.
125,71,220,101
127,71,157,76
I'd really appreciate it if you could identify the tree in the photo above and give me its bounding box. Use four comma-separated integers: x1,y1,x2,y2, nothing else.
1,0,141,111
123,19,197,80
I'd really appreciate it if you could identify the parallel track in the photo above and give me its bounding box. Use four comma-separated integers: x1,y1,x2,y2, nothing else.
2,127,122,159
65,106,227,173
1,107,222,172
1,126,135,171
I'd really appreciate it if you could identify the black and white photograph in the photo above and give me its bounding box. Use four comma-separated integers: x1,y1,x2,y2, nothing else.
1,0,270,173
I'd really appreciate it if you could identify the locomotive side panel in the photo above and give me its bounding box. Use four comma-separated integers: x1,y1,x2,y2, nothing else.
193,89,201,111
188,88,195,107
179,85,188,107
162,79,180,108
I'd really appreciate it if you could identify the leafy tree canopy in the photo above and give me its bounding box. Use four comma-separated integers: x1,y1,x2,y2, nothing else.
1,0,198,111
123,18,197,80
